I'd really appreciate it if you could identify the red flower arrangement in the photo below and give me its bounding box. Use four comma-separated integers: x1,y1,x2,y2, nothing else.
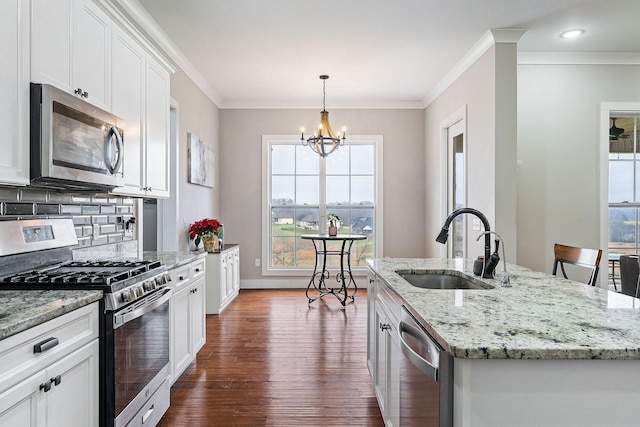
189,218,220,247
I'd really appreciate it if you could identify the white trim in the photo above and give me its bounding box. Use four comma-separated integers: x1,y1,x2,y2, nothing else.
110,0,222,106
261,135,383,276
439,106,467,258
519,52,640,65
223,100,425,110
599,102,640,288
241,276,368,290
423,30,526,107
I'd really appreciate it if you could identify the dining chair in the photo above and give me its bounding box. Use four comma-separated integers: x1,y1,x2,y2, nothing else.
619,255,640,297
552,243,603,286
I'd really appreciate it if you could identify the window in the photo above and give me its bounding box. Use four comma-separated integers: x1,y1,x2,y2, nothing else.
262,135,382,274
609,115,640,255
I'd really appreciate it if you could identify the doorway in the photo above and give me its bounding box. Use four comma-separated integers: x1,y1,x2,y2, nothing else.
447,120,466,258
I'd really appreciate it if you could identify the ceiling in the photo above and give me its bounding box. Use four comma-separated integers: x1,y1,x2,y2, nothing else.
125,0,639,109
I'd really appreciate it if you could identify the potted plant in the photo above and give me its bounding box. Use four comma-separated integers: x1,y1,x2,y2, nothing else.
327,213,340,236
189,218,220,252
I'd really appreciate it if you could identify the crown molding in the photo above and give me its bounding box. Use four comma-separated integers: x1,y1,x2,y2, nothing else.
518,52,640,65
111,0,223,107
422,29,526,108
221,100,426,110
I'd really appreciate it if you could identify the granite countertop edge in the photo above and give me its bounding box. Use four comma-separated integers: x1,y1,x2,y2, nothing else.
367,257,640,361
0,290,103,341
144,245,238,270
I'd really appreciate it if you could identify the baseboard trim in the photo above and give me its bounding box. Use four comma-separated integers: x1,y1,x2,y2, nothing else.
241,276,369,289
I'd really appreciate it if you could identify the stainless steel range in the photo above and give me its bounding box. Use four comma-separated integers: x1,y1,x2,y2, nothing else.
0,219,172,427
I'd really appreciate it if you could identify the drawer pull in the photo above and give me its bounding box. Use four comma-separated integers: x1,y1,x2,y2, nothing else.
40,381,51,392
179,276,186,281
195,268,201,273
51,375,62,386
34,337,59,353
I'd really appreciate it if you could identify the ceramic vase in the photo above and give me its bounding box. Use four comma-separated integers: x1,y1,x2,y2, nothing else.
202,234,217,253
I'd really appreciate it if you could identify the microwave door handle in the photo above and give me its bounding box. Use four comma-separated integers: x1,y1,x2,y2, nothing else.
105,126,123,174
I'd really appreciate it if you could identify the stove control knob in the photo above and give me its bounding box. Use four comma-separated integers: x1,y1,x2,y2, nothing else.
121,289,132,303
144,280,155,292
134,286,144,298
155,273,169,287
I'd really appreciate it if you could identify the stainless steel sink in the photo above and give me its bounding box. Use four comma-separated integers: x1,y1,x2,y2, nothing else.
397,272,493,290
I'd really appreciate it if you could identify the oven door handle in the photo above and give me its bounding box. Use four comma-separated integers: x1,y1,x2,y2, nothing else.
399,321,439,381
113,288,172,329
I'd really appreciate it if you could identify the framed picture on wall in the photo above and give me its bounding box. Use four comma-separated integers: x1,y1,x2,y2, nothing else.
187,132,214,187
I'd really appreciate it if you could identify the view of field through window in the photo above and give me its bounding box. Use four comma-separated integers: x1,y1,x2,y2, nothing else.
269,141,377,269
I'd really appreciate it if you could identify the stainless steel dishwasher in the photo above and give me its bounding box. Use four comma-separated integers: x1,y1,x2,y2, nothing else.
399,305,453,426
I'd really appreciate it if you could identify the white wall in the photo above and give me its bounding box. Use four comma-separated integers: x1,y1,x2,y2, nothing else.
219,109,425,282
517,64,640,274
169,68,220,251
424,42,519,262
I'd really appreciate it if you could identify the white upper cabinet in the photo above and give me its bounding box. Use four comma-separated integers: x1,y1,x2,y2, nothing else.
31,0,111,110
144,57,171,198
111,31,171,198
0,0,30,186
111,25,145,195
30,0,174,198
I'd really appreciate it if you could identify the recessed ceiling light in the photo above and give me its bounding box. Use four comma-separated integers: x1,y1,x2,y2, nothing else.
560,29,585,39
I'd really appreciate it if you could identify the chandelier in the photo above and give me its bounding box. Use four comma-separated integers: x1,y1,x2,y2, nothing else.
300,75,346,157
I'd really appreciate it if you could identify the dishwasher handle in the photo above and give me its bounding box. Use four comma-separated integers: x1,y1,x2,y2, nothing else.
399,321,439,381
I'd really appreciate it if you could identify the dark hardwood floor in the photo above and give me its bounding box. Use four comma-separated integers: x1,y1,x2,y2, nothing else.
159,289,384,426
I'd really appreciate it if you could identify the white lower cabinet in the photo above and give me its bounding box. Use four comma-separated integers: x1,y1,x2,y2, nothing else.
205,245,240,314
0,303,99,427
368,271,400,426
169,257,206,383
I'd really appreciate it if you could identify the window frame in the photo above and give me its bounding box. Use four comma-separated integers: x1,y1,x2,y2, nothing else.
261,134,383,276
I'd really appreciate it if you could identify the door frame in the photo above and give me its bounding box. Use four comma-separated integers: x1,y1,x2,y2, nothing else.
599,102,640,287
440,105,468,258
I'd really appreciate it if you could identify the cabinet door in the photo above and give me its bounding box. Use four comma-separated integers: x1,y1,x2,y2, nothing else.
0,0,29,186
374,300,389,417
0,370,44,427
73,0,111,109
190,277,206,355
45,340,99,427
31,0,73,90
172,286,192,379
111,25,145,195
232,248,240,293
144,57,170,197
220,253,229,302
366,273,377,378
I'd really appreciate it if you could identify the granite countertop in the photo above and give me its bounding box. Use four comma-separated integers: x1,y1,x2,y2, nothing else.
367,258,640,360
142,250,207,270
0,290,103,341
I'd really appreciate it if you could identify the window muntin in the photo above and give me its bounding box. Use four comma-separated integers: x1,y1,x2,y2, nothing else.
608,116,640,255
266,139,379,271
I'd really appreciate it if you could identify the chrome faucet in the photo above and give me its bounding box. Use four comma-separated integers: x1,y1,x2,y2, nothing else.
435,207,496,279
476,231,511,287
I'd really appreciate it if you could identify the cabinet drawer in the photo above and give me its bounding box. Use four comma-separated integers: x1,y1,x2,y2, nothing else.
170,265,191,291
0,302,98,394
191,258,205,280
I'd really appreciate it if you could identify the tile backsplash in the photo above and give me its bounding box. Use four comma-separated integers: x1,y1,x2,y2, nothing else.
0,187,136,249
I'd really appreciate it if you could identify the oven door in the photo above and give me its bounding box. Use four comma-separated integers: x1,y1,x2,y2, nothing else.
112,287,171,427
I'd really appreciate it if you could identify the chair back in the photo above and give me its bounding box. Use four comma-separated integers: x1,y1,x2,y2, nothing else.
619,255,640,297
552,243,603,286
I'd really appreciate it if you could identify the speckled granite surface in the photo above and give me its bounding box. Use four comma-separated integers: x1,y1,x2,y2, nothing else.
368,258,640,360
0,290,102,340
142,250,207,270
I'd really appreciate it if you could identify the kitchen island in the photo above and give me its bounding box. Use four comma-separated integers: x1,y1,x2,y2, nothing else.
367,258,640,427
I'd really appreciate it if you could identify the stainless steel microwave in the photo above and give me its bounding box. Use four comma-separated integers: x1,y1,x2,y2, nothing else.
30,83,124,190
